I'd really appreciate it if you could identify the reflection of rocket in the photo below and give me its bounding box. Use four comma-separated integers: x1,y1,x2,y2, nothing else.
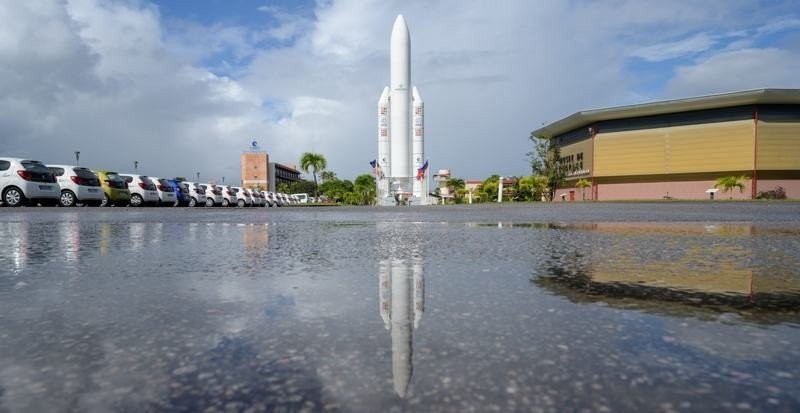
377,15,427,205
379,257,424,397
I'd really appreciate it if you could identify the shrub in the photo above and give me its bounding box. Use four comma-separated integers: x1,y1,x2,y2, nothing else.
756,186,787,200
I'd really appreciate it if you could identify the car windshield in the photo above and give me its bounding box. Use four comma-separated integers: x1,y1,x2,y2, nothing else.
48,167,65,176
21,161,51,173
75,168,100,185
141,177,156,190
106,172,124,183
155,179,173,192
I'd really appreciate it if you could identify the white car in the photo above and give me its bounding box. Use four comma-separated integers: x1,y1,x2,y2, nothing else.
149,176,177,206
48,164,104,207
293,193,309,204
261,191,273,207
0,158,60,207
216,185,236,207
230,186,250,207
203,184,223,207
180,181,207,207
120,174,159,207
251,190,264,207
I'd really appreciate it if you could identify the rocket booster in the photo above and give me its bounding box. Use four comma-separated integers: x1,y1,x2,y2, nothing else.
412,86,424,197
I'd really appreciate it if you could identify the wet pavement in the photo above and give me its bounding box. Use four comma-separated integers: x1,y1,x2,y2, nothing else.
1,203,799,412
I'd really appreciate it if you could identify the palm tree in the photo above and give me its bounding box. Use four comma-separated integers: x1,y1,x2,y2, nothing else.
300,152,327,198
576,178,592,201
714,175,749,200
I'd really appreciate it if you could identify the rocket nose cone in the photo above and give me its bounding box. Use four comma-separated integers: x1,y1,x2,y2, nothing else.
392,14,408,33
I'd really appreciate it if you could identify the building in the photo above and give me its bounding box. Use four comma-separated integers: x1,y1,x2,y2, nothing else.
241,150,269,191
268,162,300,192
532,89,800,200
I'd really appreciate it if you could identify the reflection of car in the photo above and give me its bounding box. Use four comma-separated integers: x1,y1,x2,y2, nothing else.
93,170,131,207
149,176,177,206
0,158,60,207
204,184,223,207
48,164,104,207
180,181,206,207
119,174,159,207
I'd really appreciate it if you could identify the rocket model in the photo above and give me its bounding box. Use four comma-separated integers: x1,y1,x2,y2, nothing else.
377,15,427,206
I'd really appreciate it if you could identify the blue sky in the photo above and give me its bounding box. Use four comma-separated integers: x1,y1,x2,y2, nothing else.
1,0,799,182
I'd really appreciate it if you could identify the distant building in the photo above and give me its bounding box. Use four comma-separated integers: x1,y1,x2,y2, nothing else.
241,150,269,191
268,162,301,192
532,89,800,200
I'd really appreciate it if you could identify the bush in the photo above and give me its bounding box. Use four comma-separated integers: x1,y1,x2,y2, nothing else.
756,186,787,200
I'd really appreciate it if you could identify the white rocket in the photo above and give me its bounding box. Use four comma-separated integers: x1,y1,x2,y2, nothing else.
377,15,426,205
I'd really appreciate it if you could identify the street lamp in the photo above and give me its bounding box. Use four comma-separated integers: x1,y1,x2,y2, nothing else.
134,161,139,172
222,176,225,184
74,151,80,166
196,172,200,182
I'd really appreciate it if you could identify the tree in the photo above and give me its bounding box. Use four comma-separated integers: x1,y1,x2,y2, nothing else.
320,171,337,183
446,178,466,203
319,178,353,203
300,152,327,198
288,180,316,194
353,174,377,205
517,175,548,201
576,178,592,201
478,175,500,202
714,175,749,200
528,134,565,202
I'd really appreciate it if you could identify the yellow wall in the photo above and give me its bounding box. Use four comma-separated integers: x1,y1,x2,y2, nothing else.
594,120,754,177
757,121,800,170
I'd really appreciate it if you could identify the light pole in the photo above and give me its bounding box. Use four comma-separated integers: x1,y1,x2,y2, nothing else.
196,172,200,183
134,161,139,173
75,151,80,166
222,176,225,184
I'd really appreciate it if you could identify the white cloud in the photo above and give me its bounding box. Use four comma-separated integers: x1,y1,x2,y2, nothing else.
631,33,717,62
666,48,800,97
0,0,798,182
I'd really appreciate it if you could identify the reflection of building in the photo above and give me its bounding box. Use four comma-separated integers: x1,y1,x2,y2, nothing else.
377,223,425,398
536,222,800,309
532,89,800,200
268,162,301,192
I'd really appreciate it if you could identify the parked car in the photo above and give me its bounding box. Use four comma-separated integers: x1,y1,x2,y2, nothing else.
204,184,223,207
217,185,236,207
167,179,189,206
119,174,159,207
270,192,282,207
149,176,177,206
47,164,103,207
94,170,131,207
293,193,309,204
0,158,60,207
261,191,273,207
180,181,207,207
230,186,248,207
250,190,264,207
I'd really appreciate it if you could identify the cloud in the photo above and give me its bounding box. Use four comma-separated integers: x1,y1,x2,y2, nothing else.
630,33,717,62
1,0,798,182
666,48,800,97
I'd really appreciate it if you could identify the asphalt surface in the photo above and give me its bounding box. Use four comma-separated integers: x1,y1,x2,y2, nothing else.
1,202,799,412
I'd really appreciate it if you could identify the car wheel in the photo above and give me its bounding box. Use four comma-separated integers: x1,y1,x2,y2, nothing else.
205,198,214,207
237,199,245,207
222,199,229,207
3,187,26,207
189,197,196,207
59,190,77,207
130,193,143,207
101,194,110,207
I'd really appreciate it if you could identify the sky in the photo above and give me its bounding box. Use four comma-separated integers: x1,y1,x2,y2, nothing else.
1,0,799,183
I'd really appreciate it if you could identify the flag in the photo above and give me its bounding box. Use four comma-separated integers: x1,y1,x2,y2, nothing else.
369,160,377,169
416,160,429,181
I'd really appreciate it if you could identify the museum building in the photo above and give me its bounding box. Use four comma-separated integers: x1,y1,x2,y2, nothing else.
532,89,800,200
